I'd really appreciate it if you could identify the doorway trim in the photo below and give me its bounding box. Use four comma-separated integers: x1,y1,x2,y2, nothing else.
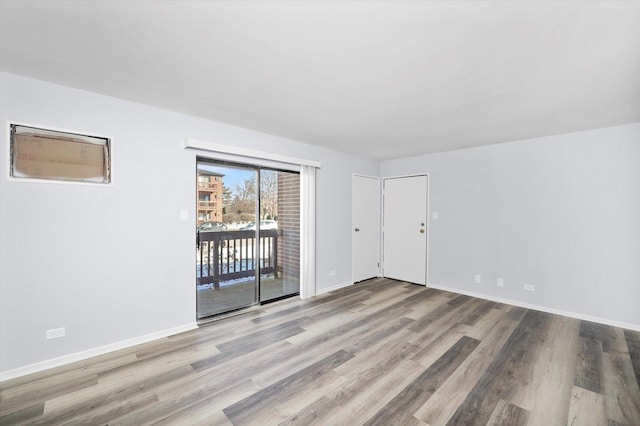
382,173,430,286
185,138,321,168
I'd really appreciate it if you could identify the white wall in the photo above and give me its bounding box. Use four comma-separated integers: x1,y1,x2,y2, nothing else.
0,72,378,376
2,71,637,378
381,123,640,328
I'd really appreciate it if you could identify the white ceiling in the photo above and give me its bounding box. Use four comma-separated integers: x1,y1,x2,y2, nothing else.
1,1,639,160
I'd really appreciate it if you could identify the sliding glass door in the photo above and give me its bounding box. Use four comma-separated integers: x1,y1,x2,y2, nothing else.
259,169,300,302
196,159,300,319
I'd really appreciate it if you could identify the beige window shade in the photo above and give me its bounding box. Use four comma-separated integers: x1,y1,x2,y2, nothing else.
11,125,111,183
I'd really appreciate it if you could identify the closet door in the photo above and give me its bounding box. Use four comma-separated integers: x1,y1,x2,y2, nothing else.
383,175,428,285
352,175,380,283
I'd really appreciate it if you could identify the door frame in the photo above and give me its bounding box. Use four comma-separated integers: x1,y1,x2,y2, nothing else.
351,173,382,283
382,173,430,286
195,157,303,320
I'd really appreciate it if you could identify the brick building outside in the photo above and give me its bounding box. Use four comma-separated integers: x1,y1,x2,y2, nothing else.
196,169,224,226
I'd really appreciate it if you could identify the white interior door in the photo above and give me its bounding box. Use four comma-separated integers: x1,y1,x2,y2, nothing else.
383,175,428,285
352,175,380,282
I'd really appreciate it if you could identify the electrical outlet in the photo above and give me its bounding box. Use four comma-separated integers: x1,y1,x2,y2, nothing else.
329,270,336,276
524,284,535,292
474,274,481,284
46,327,66,339
497,278,504,287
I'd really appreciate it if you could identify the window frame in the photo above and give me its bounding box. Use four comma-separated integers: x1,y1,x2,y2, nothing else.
8,123,112,185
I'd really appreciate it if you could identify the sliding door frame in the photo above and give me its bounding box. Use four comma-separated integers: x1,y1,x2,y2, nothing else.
186,138,320,303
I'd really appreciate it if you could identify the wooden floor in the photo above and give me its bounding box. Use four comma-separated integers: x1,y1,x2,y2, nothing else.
2,278,640,425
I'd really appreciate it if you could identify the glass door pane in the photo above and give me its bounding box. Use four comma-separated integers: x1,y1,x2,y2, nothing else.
196,161,258,318
259,169,300,302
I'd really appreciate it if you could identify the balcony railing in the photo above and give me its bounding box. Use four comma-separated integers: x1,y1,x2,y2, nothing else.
196,229,278,288
197,200,218,209
198,182,218,191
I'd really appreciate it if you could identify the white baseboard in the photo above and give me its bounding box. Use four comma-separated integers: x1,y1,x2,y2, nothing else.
427,283,640,332
6,283,637,382
0,322,198,382
316,281,354,295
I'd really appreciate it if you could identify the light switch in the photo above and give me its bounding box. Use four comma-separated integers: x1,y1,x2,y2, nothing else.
179,209,189,221
432,211,438,220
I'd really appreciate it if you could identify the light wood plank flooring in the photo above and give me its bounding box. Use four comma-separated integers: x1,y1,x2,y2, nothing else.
1,278,639,425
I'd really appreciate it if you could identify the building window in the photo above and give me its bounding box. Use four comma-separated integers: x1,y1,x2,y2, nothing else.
10,124,111,184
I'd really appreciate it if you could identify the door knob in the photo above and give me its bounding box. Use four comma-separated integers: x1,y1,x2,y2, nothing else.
355,228,360,232
420,229,425,233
